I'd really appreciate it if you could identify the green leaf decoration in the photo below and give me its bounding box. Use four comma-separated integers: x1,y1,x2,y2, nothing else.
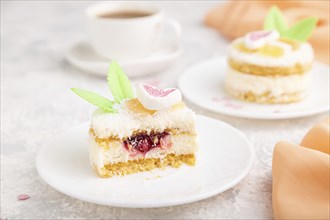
71,88,116,113
263,5,317,42
107,61,134,103
71,61,134,112
264,6,288,35
283,17,318,41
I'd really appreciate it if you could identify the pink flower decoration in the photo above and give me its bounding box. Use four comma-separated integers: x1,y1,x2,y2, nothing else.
17,194,30,201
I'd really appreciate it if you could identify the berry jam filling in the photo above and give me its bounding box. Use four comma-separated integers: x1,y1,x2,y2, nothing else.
123,131,170,154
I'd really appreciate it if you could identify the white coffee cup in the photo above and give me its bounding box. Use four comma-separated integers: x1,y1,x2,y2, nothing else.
86,2,181,60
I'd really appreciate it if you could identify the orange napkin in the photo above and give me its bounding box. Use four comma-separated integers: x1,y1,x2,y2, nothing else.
205,1,330,64
272,117,330,219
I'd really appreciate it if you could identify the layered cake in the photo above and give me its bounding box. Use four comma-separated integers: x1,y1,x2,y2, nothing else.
72,62,198,177
225,7,317,104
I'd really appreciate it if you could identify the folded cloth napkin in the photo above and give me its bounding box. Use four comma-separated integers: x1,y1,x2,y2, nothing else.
272,117,330,219
205,1,330,64
301,117,330,154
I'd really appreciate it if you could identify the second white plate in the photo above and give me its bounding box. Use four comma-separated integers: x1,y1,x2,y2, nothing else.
36,115,254,208
179,57,329,119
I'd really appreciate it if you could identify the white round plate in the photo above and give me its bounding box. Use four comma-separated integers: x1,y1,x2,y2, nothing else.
36,115,253,208
66,40,182,77
179,57,330,119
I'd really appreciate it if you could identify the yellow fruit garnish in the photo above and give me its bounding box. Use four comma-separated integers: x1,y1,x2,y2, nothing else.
235,42,285,57
125,99,186,115
258,44,284,57
235,42,258,53
125,98,156,115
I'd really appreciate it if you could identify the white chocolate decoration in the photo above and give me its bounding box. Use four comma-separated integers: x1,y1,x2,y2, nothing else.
136,83,182,110
244,30,280,49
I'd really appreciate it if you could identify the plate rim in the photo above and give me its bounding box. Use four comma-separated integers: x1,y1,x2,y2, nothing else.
179,56,330,120
65,40,183,77
36,115,254,208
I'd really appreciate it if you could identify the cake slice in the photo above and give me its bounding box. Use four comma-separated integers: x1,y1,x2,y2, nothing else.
89,98,197,177
72,62,198,177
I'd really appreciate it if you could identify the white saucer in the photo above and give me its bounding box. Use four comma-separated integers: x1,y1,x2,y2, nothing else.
179,57,330,120
36,115,254,208
66,40,183,77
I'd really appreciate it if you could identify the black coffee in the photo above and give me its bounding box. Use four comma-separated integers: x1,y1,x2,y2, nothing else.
98,10,152,19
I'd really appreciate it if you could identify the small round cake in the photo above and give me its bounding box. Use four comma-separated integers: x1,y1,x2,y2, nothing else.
225,30,314,104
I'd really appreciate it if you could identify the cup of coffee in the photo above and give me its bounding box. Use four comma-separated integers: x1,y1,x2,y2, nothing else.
86,2,181,60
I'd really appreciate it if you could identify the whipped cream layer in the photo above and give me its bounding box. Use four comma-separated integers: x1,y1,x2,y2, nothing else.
89,134,198,168
91,103,196,139
225,67,310,97
228,38,314,67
